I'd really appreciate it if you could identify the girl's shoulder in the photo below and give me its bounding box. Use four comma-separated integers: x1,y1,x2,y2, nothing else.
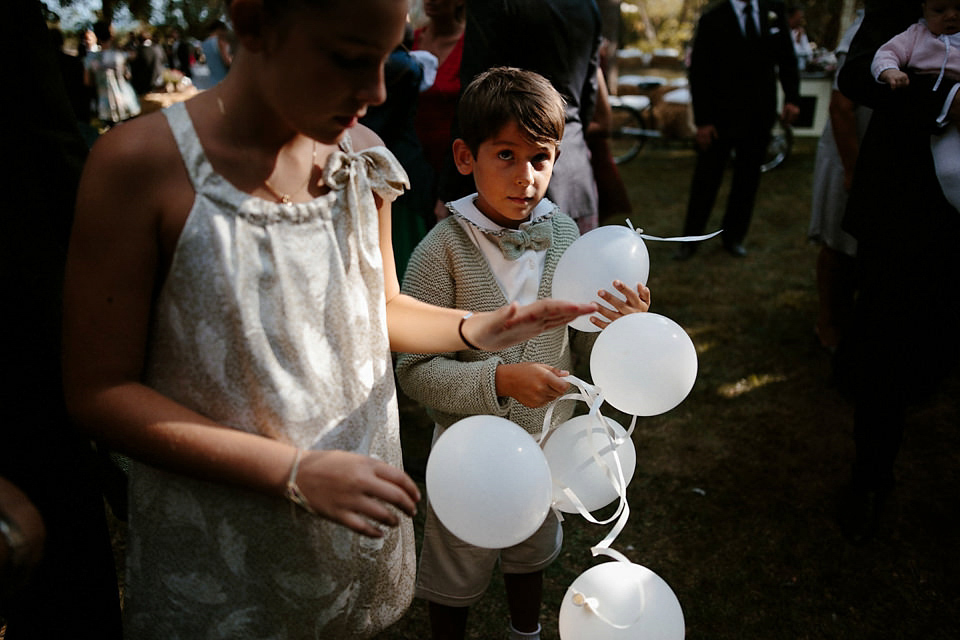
347,122,386,152
86,110,182,185
81,108,193,240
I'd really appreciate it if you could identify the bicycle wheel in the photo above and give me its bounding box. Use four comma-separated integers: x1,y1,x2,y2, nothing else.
761,119,793,172
610,103,647,165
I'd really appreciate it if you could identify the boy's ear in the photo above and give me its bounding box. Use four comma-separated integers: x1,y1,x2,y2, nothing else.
230,0,266,53
452,139,475,176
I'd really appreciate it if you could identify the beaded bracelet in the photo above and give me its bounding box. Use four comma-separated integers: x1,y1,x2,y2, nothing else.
459,312,481,350
284,448,318,516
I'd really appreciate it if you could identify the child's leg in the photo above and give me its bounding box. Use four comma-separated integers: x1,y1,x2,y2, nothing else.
428,602,469,640
499,513,562,639
504,570,544,633
417,494,499,640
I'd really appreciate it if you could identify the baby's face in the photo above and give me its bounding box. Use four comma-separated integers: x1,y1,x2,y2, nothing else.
923,0,960,35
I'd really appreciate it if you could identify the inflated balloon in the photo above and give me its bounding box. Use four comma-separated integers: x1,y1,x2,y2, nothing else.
552,225,650,332
559,561,685,640
542,415,637,513
425,415,553,549
590,313,697,416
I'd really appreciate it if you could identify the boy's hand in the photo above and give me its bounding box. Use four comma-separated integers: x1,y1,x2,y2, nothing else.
296,450,421,538
879,69,909,89
590,280,652,329
461,299,597,352
495,363,571,408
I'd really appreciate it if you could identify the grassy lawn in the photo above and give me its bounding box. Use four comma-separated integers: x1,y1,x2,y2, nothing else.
384,136,960,639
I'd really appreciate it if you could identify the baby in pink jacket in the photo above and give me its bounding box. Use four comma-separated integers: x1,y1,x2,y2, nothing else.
872,0,960,210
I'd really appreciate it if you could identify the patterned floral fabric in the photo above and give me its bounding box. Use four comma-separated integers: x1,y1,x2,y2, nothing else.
123,101,414,639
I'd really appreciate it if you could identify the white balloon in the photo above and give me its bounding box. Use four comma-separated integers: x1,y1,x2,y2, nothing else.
559,561,685,640
542,415,637,513
425,415,553,549
590,313,697,416
552,225,650,332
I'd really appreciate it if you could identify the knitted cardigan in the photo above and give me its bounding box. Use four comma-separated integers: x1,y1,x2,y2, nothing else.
396,209,594,435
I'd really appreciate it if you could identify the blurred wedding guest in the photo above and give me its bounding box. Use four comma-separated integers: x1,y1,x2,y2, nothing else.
808,9,869,355
166,27,193,78
76,26,98,59
130,28,168,95
413,0,466,216
442,0,603,233
788,3,814,70
361,29,436,278
675,0,800,260
194,19,232,89
588,65,633,221
836,0,960,544
84,20,141,127
0,3,123,637
49,27,90,126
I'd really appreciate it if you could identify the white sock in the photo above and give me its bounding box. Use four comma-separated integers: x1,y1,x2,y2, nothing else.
508,622,541,640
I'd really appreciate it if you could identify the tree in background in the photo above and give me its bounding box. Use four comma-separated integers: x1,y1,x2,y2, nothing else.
46,0,229,39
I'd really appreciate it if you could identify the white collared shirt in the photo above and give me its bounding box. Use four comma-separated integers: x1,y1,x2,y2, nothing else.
448,195,555,306
733,0,760,37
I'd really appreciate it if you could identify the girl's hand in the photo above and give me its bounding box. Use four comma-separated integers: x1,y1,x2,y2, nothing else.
461,299,597,352
495,363,571,408
295,450,421,538
590,280,651,329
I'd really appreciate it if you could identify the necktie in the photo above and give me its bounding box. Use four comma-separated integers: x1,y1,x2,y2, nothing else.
495,219,552,260
743,3,759,40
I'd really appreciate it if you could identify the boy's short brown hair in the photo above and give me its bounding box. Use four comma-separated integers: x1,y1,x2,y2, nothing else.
457,67,566,154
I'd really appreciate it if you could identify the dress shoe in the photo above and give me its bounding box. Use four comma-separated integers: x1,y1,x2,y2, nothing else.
674,243,697,261
723,242,747,257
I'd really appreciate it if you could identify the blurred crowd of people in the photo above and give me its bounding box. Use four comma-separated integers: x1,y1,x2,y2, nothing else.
49,18,233,139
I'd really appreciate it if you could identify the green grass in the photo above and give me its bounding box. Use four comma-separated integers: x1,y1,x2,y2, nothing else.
384,137,960,639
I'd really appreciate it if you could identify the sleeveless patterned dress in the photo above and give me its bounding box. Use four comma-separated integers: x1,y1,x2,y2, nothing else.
122,101,414,639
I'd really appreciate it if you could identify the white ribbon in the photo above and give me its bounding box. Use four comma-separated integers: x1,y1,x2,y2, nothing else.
625,217,723,243
540,375,637,543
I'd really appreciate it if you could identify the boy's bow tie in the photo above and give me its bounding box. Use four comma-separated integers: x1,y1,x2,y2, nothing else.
495,220,552,259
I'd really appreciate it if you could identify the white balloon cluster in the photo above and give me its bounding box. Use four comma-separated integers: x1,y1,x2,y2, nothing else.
426,223,697,639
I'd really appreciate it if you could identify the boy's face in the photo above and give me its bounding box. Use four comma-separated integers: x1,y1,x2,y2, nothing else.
923,0,960,35
454,120,558,229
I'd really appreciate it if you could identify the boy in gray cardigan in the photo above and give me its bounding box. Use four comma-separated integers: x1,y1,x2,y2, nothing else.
396,67,650,640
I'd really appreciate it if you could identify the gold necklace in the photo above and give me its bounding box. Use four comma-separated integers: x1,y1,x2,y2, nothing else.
217,95,317,205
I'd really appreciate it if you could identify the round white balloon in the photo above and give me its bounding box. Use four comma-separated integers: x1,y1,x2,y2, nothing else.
552,225,650,332
542,415,637,513
425,415,553,549
590,313,697,416
559,561,685,640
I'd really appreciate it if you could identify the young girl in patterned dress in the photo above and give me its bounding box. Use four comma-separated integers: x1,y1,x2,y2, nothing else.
61,1,595,637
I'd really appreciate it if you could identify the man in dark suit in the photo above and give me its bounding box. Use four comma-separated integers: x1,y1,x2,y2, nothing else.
677,0,801,259
441,0,603,233
836,0,960,543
